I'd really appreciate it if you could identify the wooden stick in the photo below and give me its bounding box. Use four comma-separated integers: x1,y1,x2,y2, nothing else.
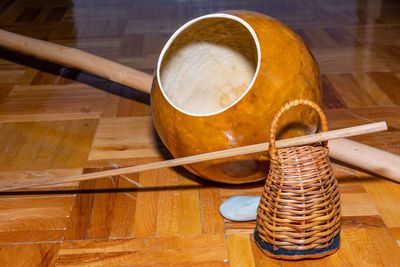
328,138,400,183
1,30,398,186
0,121,386,191
0,29,153,94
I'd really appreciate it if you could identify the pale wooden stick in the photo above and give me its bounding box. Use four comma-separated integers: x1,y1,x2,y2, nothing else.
0,121,386,191
0,29,153,94
329,138,400,183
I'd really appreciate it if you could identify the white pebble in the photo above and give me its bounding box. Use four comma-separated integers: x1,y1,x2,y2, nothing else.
219,196,260,221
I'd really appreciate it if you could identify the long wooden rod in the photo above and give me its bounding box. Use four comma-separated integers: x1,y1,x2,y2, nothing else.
0,29,153,94
0,121,387,191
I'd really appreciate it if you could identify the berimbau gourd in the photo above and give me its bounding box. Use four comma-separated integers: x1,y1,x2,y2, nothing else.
255,99,341,260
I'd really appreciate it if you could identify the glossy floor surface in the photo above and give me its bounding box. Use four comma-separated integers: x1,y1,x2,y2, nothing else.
1,0,400,266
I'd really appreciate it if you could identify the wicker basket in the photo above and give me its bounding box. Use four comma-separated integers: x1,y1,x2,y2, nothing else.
254,99,341,260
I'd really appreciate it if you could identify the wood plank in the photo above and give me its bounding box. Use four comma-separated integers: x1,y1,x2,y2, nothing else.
86,156,165,169
0,122,32,171
0,84,106,120
115,94,151,117
368,227,400,265
64,179,97,240
0,169,81,194
0,120,98,171
390,227,400,241
65,173,139,241
281,228,399,266
369,72,400,105
127,262,229,267
0,84,14,104
0,230,64,244
225,221,256,234
7,121,51,170
321,75,347,109
250,234,281,266
337,229,385,265
347,25,396,45
57,247,226,266
155,168,180,236
109,175,138,238
15,68,38,86
325,27,359,47
199,187,225,234
57,234,228,266
60,234,226,253
88,116,165,161
219,183,264,201
30,71,75,86
50,119,99,169
151,168,201,235
312,47,389,74
362,178,400,227
132,169,159,238
0,243,60,267
86,176,118,239
176,172,202,235
325,74,375,108
341,216,386,229
296,27,337,48
340,192,380,216
101,93,120,117
0,194,72,241
0,196,74,217
29,121,68,170
0,217,67,231
371,45,400,72
353,73,393,105
0,112,101,123
226,234,256,267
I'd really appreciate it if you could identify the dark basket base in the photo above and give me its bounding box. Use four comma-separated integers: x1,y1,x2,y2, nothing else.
254,228,340,260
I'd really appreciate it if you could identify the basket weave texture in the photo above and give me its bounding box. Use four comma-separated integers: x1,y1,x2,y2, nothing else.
256,99,341,251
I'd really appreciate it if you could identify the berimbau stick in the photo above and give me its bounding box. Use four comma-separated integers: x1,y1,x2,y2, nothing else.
0,29,152,94
0,121,387,191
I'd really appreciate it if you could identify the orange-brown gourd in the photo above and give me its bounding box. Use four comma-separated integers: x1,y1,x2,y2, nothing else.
151,11,321,184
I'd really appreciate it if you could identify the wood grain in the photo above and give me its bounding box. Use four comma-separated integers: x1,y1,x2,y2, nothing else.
64,179,97,240
109,175,138,238
132,169,159,238
58,234,228,266
362,178,400,227
250,234,281,266
86,176,118,239
0,243,60,267
199,187,225,234
1,0,400,265
0,84,105,122
227,234,256,267
88,116,165,161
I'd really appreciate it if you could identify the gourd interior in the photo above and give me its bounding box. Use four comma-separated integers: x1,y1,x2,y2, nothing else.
159,16,259,115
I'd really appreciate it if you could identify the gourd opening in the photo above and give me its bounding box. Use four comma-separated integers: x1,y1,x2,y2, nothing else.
157,14,260,116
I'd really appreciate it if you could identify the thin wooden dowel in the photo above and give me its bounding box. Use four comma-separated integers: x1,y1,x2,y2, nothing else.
0,121,387,191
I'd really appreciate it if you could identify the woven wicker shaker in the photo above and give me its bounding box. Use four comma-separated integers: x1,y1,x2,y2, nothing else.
254,99,341,260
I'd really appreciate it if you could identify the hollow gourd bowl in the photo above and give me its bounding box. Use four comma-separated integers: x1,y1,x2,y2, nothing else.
151,11,321,184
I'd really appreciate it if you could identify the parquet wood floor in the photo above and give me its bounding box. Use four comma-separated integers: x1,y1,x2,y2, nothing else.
0,0,400,266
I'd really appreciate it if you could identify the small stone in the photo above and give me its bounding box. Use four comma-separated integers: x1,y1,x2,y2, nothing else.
219,196,260,221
